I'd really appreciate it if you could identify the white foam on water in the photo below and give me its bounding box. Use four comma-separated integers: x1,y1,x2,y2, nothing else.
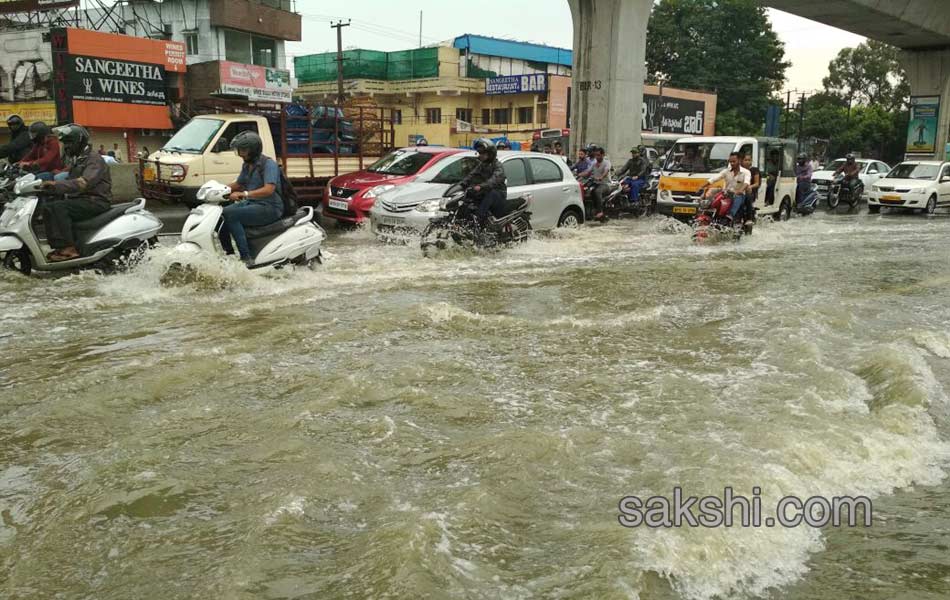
263,495,306,526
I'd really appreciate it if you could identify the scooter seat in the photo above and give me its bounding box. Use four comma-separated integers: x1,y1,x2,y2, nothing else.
245,209,309,239
74,202,139,231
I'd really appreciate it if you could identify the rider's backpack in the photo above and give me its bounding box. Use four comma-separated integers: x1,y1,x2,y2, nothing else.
250,157,298,218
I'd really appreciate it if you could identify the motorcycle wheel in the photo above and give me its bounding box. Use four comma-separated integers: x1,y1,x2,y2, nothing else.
827,191,840,210
2,248,32,276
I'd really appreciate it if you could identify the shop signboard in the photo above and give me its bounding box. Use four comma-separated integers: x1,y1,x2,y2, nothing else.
485,73,547,95
218,61,292,103
50,27,185,129
641,94,706,136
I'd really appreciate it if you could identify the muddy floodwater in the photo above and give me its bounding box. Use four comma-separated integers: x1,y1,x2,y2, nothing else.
2,213,950,599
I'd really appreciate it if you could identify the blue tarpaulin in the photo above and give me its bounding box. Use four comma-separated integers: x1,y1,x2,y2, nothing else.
453,34,572,67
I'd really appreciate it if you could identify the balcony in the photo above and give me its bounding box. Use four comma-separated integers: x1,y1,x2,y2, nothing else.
209,0,302,42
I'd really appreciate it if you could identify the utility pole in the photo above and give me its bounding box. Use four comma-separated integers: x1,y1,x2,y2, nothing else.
331,19,351,106
783,90,792,138
656,73,668,134
797,92,806,154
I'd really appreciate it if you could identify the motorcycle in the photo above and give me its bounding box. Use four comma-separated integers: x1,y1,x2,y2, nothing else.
0,173,163,276
601,176,649,221
827,173,862,210
795,183,819,216
420,186,532,256
578,176,619,221
167,180,326,272
689,192,745,244
0,163,25,207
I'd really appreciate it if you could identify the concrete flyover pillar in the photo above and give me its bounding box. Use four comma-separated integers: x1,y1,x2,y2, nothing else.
901,48,950,161
567,0,651,163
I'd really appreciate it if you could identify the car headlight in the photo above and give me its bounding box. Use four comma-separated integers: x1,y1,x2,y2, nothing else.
659,189,673,202
363,184,395,199
414,198,443,213
169,164,187,182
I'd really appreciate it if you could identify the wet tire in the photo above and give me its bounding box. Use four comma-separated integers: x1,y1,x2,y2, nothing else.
827,192,839,210
557,208,583,228
926,195,937,215
778,198,792,221
2,248,32,276
868,204,880,214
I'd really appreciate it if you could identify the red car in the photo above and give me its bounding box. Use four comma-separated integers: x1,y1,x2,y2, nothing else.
323,147,464,224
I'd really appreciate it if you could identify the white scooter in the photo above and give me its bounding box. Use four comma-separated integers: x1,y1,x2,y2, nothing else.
170,180,325,270
0,173,163,276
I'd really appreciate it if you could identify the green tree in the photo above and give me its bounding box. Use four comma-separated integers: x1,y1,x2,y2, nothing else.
646,0,790,135
822,40,909,112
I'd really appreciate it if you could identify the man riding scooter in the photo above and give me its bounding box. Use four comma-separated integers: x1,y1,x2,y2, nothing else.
698,151,750,223
458,137,507,225
17,122,64,181
0,115,31,165
39,124,112,262
578,145,612,220
616,146,650,205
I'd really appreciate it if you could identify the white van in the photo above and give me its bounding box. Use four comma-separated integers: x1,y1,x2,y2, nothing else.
656,136,799,221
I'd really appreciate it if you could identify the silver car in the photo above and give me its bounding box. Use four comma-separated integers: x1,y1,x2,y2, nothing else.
369,150,585,240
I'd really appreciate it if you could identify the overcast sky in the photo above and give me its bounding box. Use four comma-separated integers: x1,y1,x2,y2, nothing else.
286,2,866,94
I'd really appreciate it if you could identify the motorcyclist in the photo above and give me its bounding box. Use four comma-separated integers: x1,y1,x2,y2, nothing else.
578,145,612,220
698,151,750,222
794,153,812,207
616,146,651,205
571,148,592,176
18,122,64,181
218,131,284,266
458,137,507,224
833,153,862,199
0,115,31,164
741,153,760,224
39,124,112,262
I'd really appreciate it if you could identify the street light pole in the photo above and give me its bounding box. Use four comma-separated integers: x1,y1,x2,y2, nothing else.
656,73,668,134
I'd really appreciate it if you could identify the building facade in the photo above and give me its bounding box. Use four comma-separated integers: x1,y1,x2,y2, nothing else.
0,0,300,155
294,34,716,150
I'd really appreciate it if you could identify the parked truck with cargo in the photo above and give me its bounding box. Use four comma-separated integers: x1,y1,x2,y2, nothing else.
138,102,395,210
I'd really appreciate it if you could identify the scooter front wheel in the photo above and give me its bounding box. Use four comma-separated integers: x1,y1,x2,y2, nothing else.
2,248,32,276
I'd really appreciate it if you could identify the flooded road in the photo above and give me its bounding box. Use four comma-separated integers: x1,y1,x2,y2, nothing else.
2,213,950,599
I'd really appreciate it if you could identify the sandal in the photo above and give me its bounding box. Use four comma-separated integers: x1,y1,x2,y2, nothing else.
49,250,80,262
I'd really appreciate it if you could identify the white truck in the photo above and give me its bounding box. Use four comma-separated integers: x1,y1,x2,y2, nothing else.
138,104,394,209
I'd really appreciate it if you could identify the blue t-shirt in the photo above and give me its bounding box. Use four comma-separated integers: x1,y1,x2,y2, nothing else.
237,156,283,214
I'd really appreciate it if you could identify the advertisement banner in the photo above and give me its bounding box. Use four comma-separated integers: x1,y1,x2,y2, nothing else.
641,94,706,135
218,61,292,103
0,0,77,14
50,28,184,129
0,101,56,123
485,73,547,95
906,95,940,154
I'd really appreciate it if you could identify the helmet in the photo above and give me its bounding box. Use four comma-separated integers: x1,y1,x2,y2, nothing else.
6,114,24,130
415,137,428,146
845,153,855,161
496,140,510,150
53,123,90,158
29,121,50,143
797,153,807,162
230,130,263,163
586,143,601,154
472,137,496,160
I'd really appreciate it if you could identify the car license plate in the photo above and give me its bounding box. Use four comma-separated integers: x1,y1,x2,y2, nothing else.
329,199,349,210
672,206,696,215
880,194,901,202
381,216,404,226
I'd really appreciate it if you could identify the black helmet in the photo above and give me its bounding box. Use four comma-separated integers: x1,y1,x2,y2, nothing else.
29,121,50,143
53,123,90,158
230,130,263,163
797,153,807,162
6,114,24,130
586,143,600,154
845,153,855,161
473,137,496,160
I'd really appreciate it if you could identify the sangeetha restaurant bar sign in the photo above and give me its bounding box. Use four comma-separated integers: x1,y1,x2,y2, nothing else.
51,28,186,129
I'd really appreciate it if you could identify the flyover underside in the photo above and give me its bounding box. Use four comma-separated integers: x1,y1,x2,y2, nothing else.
765,0,950,50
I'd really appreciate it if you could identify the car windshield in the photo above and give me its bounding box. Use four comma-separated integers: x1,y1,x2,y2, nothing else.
827,159,866,171
367,150,432,175
663,142,735,173
161,119,223,154
887,163,939,180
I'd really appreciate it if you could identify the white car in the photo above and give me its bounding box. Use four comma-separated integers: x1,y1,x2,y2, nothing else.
811,158,891,201
369,150,586,239
867,161,950,214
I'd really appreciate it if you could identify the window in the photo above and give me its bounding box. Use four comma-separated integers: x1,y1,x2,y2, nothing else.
940,165,950,180
426,108,442,124
518,106,534,124
185,32,199,56
213,121,259,153
529,158,562,184
455,108,473,123
224,29,252,65
492,108,510,125
393,109,402,125
503,158,528,187
251,35,276,67
367,150,432,175
431,157,479,184
877,162,890,174
481,109,491,126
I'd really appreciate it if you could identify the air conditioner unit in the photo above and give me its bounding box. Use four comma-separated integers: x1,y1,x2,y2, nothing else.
163,24,173,36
